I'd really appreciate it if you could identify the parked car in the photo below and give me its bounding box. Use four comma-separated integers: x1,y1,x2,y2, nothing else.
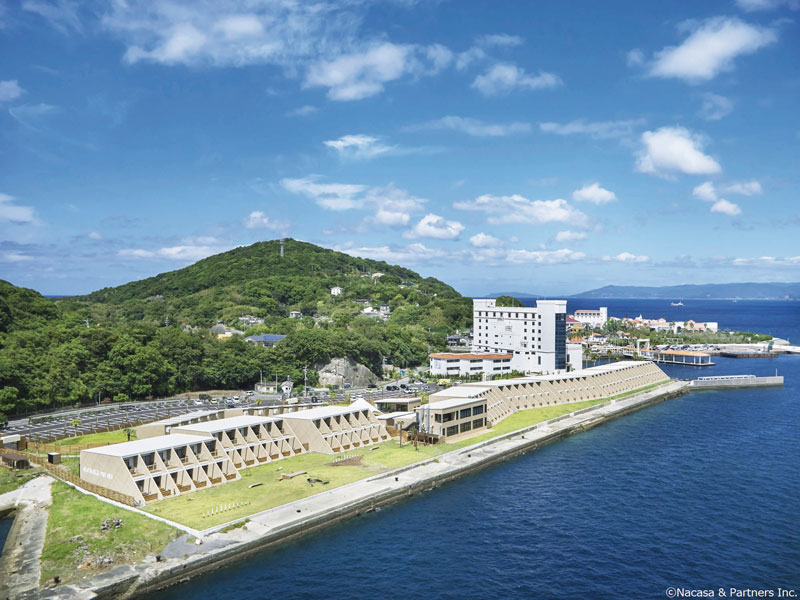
399,383,407,389
225,399,236,408
192,399,203,406
386,385,399,391
367,383,377,389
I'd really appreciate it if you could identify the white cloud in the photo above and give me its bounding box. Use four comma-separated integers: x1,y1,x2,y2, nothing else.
88,231,102,240
454,194,589,227
478,34,524,47
23,0,83,34
710,199,743,215
0,80,23,102
214,15,263,39
244,210,285,231
0,251,34,263
0,193,38,224
735,0,799,11
538,118,645,140
8,103,59,130
409,115,530,137
692,181,744,216
603,252,649,263
469,232,504,248
305,42,449,101
339,242,451,264
323,134,393,159
722,180,762,195
281,176,366,211
364,185,426,227
506,248,586,264
692,181,718,202
118,241,230,262
471,62,562,96
286,105,317,117
698,93,733,120
649,17,777,82
404,213,464,240
572,182,618,204
626,48,645,67
732,255,800,266
555,230,587,242
636,126,721,177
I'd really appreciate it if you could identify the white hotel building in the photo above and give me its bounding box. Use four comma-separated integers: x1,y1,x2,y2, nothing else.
472,298,569,374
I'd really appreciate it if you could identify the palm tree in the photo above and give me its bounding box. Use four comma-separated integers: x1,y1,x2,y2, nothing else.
123,427,136,442
70,419,81,437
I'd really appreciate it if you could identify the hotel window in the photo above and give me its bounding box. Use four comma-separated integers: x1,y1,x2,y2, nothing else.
473,405,485,415
460,422,472,433
459,408,472,419
473,418,484,429
446,425,459,436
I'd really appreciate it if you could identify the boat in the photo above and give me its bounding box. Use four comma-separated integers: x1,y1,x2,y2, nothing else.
670,301,684,306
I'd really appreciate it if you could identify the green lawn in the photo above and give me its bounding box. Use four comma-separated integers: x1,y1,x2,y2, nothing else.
40,482,180,586
0,467,42,495
52,429,135,447
142,387,666,530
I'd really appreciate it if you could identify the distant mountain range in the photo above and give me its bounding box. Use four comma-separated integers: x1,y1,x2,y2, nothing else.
574,283,800,300
485,283,800,301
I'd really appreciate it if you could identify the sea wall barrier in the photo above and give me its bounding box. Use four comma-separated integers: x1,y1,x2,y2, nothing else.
45,380,689,600
689,375,784,389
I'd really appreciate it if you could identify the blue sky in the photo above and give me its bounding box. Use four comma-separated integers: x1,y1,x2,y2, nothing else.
1,0,799,296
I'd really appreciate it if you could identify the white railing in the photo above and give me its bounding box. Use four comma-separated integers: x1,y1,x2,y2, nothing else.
696,375,756,381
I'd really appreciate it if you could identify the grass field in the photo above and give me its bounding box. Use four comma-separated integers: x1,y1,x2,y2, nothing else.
142,390,648,530
52,429,135,447
0,467,43,495
39,482,179,586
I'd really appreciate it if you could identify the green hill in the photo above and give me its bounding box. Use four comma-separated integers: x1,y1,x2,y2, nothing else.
0,241,471,419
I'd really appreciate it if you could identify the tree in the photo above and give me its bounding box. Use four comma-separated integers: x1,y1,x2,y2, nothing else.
113,392,129,403
123,427,136,442
70,418,81,436
495,295,525,307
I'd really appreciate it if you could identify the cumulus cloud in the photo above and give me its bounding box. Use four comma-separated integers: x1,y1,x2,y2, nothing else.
648,17,777,82
364,185,426,227
281,176,366,211
732,255,800,266
538,118,645,140
698,93,733,120
555,230,587,242
339,242,452,264
0,251,34,263
243,210,287,231
572,183,618,204
723,180,762,195
603,252,649,263
471,62,562,96
306,42,450,100
408,115,531,137
454,194,589,227
403,213,464,240
710,199,743,215
626,49,645,67
469,232,504,248
636,126,721,177
0,193,38,224
692,181,743,215
0,80,24,102
478,33,524,47
323,134,393,159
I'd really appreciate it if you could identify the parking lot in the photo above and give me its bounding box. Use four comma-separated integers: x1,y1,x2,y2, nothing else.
2,378,437,442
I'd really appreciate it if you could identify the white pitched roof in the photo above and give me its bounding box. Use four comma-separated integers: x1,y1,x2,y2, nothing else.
420,396,488,411
82,433,214,458
174,415,279,432
430,386,490,399
282,403,370,420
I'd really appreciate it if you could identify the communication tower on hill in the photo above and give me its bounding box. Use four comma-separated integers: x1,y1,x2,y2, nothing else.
280,238,284,258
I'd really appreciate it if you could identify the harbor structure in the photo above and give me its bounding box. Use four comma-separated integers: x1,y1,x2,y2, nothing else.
472,298,567,374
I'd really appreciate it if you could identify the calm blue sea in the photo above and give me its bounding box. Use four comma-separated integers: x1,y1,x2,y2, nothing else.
155,300,800,600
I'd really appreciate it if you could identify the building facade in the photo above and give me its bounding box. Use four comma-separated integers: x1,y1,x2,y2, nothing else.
428,352,512,377
415,392,489,442
472,299,568,374
572,307,608,328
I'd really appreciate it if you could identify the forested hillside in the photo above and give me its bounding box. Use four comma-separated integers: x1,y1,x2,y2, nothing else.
0,241,472,420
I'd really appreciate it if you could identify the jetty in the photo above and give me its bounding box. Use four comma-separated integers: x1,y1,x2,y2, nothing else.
689,374,784,389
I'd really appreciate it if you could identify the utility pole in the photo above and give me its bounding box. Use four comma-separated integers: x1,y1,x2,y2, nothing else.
303,366,308,400
280,238,285,258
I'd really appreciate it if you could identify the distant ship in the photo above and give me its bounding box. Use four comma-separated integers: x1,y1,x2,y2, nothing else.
670,301,684,306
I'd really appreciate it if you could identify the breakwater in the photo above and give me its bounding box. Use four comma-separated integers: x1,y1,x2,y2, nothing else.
690,375,784,389
47,380,689,599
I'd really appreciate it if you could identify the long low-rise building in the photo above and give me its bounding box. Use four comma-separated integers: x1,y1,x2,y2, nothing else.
281,400,390,454
416,361,669,442
80,433,239,505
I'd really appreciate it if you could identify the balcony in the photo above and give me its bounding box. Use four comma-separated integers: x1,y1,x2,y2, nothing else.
143,493,159,503
177,484,192,493
146,464,158,472
224,473,237,481
194,481,207,489
210,477,222,484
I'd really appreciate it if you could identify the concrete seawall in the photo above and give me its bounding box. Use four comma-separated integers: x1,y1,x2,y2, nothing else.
690,376,784,389
40,380,689,600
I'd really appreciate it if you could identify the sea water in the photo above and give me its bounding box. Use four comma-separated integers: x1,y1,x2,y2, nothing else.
155,300,800,599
